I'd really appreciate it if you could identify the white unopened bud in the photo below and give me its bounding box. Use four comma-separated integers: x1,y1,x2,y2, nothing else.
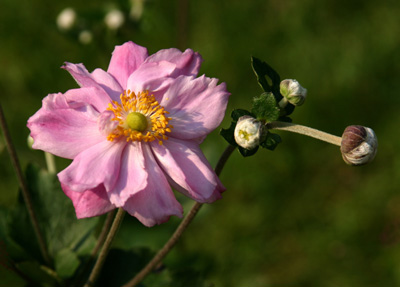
234,116,265,150
57,8,76,31
340,125,378,166
280,79,307,106
105,9,125,30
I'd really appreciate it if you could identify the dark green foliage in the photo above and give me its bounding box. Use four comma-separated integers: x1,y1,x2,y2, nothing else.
251,92,280,122
251,56,281,98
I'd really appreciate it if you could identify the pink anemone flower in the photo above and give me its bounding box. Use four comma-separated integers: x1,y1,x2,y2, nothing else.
27,41,230,227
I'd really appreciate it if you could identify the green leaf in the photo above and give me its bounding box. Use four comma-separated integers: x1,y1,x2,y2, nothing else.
220,121,238,147
24,164,99,258
0,207,34,262
251,92,280,122
238,146,259,157
54,248,80,279
251,56,281,97
16,261,60,286
231,109,254,121
0,265,26,287
260,132,282,151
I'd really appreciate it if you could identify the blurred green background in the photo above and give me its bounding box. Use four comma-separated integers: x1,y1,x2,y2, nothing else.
1,0,400,286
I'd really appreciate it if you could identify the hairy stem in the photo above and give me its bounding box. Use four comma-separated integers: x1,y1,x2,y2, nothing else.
84,208,125,287
0,102,51,265
122,144,236,287
267,121,342,146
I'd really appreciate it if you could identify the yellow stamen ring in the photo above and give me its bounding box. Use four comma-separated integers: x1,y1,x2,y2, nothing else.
106,90,172,145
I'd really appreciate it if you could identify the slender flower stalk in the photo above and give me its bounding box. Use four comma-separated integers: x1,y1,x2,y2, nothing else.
267,121,342,146
0,102,51,265
84,208,125,287
73,210,117,286
44,152,57,174
122,144,236,287
90,210,118,257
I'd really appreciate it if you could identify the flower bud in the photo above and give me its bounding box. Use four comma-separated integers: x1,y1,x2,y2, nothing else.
56,8,76,31
340,125,378,166
280,79,307,106
105,9,125,30
234,116,266,150
27,135,34,149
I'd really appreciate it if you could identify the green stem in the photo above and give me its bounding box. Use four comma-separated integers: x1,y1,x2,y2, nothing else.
44,152,56,174
84,208,125,287
73,210,116,286
121,144,236,287
267,121,342,146
0,102,51,265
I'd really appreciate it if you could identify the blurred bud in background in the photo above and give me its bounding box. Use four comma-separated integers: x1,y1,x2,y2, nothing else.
234,116,266,150
56,8,77,31
27,135,34,150
130,0,145,21
79,30,93,45
280,79,307,107
105,9,125,30
341,125,378,166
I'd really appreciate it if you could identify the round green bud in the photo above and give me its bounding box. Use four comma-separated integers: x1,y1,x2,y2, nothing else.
280,79,307,106
126,112,148,131
27,135,34,149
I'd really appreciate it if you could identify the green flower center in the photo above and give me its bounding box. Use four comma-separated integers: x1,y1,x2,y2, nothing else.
126,112,148,132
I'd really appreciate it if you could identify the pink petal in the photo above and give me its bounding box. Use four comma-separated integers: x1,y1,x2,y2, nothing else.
63,86,113,113
63,62,123,104
107,142,148,207
161,75,230,141
151,138,224,203
62,62,98,88
107,42,148,89
98,110,119,136
145,48,203,77
91,68,123,102
62,183,115,219
58,140,126,193
27,93,105,159
123,143,183,227
126,61,176,96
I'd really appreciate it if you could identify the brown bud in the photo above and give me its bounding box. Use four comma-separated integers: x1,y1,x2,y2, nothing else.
341,125,377,166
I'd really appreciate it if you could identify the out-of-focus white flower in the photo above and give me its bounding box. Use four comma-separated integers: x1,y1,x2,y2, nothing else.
57,8,76,31
130,0,145,21
79,30,93,45
105,9,125,30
